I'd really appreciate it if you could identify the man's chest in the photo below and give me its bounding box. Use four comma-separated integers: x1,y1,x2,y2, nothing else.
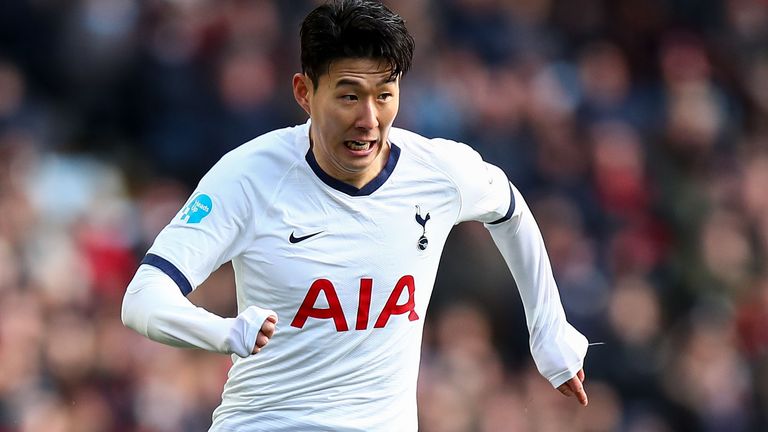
251,181,456,274
235,179,458,332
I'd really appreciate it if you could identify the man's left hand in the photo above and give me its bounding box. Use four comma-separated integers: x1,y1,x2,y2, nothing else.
557,369,588,406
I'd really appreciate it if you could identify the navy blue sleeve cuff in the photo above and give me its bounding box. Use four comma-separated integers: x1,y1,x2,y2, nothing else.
488,182,515,225
141,253,194,296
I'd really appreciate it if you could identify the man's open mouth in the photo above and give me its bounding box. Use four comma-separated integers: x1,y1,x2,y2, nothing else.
344,140,375,151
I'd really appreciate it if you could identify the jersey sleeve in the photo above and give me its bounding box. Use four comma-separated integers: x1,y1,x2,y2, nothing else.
121,264,277,357
436,139,586,385
485,184,588,387
434,139,513,224
145,156,257,294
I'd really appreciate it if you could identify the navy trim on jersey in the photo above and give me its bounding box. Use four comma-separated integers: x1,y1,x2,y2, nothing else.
305,143,401,196
141,253,193,296
488,182,516,225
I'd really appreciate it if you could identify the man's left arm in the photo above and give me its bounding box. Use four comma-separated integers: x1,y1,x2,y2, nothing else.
484,183,589,405
435,139,589,404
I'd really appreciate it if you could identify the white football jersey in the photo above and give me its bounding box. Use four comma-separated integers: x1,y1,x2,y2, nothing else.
141,121,583,431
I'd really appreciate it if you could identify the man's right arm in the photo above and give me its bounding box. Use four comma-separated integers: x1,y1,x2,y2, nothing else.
121,264,277,357
121,147,279,356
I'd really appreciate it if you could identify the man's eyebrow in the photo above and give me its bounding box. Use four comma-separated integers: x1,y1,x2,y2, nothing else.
334,77,397,88
335,79,360,88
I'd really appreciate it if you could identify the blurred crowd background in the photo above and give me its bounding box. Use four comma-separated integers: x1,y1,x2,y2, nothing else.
1,0,767,430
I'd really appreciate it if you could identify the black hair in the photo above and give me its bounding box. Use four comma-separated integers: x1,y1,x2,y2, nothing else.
300,0,415,87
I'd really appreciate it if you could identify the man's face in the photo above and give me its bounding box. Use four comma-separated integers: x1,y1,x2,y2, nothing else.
293,58,400,188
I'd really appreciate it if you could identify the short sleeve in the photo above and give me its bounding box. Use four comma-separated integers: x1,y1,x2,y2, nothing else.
435,139,513,224
145,160,255,293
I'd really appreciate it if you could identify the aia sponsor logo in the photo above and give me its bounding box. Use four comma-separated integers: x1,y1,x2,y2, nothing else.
290,276,419,331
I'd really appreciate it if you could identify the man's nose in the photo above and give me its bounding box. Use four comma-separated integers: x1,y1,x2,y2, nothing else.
355,99,379,129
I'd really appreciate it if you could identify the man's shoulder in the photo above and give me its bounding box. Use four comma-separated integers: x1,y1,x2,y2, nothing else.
200,123,308,191
229,123,308,161
390,127,479,169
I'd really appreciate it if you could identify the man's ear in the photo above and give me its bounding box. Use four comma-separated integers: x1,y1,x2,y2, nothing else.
292,73,312,116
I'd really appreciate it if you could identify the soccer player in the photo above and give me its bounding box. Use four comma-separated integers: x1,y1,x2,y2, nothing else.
121,0,590,430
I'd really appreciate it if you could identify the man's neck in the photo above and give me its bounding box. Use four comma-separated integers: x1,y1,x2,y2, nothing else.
309,138,390,190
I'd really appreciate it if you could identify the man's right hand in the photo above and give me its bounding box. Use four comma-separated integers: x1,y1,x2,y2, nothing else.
252,314,278,354
226,306,278,358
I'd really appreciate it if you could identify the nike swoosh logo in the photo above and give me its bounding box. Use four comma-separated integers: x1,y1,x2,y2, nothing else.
289,231,323,244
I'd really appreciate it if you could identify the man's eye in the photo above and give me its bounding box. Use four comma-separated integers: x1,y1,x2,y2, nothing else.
341,95,358,101
378,93,393,100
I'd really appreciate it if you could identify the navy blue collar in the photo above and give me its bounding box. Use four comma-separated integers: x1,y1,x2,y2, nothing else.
305,142,401,196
